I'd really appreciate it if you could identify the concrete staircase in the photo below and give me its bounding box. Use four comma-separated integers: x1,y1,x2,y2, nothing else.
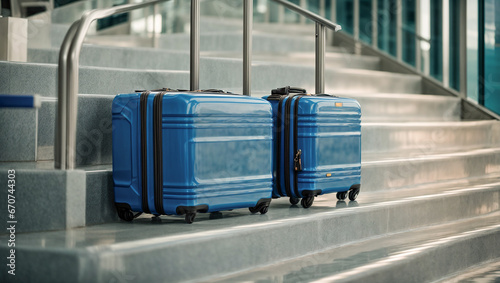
1,8,499,283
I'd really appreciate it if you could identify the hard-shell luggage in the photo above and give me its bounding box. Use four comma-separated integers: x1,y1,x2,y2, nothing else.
266,86,361,208
112,89,273,223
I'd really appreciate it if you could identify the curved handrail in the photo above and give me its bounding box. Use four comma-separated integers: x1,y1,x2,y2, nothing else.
271,0,342,32
55,0,341,170
56,0,170,169
270,0,342,94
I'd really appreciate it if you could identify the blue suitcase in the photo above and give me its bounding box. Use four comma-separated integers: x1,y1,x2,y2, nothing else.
112,89,273,223
265,86,361,208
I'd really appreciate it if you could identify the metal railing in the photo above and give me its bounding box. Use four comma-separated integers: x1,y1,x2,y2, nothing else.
56,0,170,170
55,0,341,169
270,0,341,94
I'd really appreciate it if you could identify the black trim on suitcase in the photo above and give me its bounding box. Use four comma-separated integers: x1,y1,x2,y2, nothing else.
274,96,287,196
153,92,166,215
140,91,151,214
284,94,299,197
293,96,303,198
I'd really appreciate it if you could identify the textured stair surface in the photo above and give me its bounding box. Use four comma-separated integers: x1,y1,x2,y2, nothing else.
1,6,499,283
1,177,499,282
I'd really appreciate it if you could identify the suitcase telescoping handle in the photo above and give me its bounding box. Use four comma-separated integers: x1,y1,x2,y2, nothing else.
134,88,239,95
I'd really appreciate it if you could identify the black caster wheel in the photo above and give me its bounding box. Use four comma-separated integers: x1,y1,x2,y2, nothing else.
336,201,347,208
301,196,314,209
259,206,269,214
185,213,196,224
336,191,348,201
249,206,259,214
289,197,300,205
118,209,134,222
348,188,360,201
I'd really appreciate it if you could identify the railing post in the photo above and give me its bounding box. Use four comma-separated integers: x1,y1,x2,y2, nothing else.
55,21,80,169
353,0,360,55
459,0,467,98
415,0,421,72
315,22,326,94
190,0,200,91
396,0,402,60
243,0,253,96
442,0,450,87
372,0,378,48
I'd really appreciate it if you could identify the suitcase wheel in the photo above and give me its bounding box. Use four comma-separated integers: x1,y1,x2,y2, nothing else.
185,212,196,224
289,197,300,205
301,196,314,209
348,187,360,201
249,204,269,215
118,209,134,222
336,191,348,201
259,205,269,214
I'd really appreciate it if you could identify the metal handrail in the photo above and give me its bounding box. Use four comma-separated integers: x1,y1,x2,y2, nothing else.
55,0,170,169
270,0,342,94
56,0,340,170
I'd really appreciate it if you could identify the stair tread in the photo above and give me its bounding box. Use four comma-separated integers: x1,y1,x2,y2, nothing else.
6,175,499,246
205,211,500,283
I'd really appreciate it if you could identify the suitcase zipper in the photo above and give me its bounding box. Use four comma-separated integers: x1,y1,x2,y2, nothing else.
153,92,166,215
284,94,298,197
140,91,151,214
293,96,303,198
274,95,287,196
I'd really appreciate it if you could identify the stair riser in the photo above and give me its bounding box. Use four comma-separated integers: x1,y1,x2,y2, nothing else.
362,150,500,191
352,96,461,122
0,62,189,98
2,185,498,282
337,229,500,283
1,61,420,98
29,46,380,71
0,169,86,234
362,122,500,154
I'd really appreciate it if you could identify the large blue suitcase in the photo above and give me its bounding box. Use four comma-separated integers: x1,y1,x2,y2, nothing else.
112,89,273,223
266,86,361,208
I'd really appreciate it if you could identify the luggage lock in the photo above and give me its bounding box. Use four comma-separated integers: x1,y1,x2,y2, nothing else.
294,149,303,171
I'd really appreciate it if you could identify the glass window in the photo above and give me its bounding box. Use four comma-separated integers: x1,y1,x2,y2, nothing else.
377,0,397,56
484,0,500,115
402,0,416,66
337,0,354,35
359,0,372,44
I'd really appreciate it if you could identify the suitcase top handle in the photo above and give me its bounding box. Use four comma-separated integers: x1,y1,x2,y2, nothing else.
270,86,338,98
134,88,238,95
271,86,307,95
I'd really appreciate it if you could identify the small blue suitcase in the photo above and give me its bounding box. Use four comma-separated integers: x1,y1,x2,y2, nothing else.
112,89,273,223
265,86,361,208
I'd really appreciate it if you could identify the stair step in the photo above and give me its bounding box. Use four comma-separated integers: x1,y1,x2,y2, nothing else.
362,147,500,191
29,45,378,70
438,260,500,283
344,93,461,122
201,51,380,70
2,91,494,165
0,60,421,98
362,121,500,155
204,212,500,283
0,61,189,97
0,177,498,282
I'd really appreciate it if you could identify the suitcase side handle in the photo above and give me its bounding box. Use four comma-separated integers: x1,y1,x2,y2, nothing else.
314,93,338,98
271,86,307,95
